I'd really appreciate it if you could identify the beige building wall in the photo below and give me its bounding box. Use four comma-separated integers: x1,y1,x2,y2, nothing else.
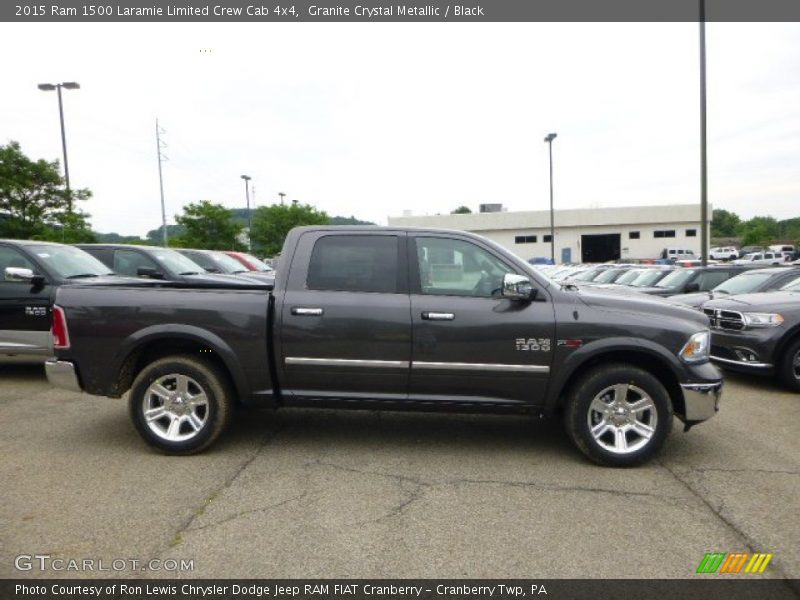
388,204,710,263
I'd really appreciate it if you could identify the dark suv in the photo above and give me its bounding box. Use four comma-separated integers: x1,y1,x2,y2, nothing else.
636,265,757,297
671,267,800,310
704,276,800,391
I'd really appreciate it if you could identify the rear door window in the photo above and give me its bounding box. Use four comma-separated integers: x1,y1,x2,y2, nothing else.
307,235,400,293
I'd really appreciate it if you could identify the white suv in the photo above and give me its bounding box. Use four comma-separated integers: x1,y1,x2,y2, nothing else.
709,246,738,260
734,251,785,265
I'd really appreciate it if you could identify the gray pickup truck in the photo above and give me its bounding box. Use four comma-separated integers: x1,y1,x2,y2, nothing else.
46,227,722,467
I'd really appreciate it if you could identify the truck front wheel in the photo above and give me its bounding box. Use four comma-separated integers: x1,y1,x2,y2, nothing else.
564,364,673,467
129,355,233,455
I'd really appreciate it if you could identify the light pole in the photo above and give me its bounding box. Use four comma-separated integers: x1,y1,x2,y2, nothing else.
544,132,557,263
241,175,252,249
38,81,80,213
278,192,286,206
699,0,709,266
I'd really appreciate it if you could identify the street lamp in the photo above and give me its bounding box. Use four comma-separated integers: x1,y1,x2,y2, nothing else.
544,132,557,263
241,175,252,250
38,81,80,213
699,0,709,266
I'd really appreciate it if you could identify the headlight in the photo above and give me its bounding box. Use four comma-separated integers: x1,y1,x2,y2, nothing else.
742,312,784,328
680,331,710,363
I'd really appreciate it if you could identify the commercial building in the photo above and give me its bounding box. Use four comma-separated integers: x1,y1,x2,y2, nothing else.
388,203,708,263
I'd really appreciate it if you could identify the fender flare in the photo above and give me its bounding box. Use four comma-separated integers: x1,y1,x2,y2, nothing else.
111,324,249,399
544,337,685,409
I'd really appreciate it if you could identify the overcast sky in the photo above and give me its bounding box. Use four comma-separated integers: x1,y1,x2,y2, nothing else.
1,22,799,236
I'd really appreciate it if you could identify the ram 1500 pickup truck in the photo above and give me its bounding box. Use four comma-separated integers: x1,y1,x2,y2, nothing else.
46,227,723,467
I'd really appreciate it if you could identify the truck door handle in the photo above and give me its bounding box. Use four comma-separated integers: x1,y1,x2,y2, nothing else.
422,312,455,321
291,307,324,316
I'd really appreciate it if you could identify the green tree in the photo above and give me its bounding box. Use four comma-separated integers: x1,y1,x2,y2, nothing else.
38,211,97,243
738,216,780,246
250,203,330,256
146,224,184,245
451,205,472,214
0,141,93,239
173,201,245,250
711,208,741,237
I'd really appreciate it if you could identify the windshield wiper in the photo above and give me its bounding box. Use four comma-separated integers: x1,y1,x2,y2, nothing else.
180,271,201,276
66,273,103,279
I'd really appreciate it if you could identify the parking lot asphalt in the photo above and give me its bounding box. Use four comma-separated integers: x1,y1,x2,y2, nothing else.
0,358,798,581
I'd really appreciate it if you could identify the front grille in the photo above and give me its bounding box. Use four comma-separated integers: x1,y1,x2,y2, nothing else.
704,308,745,331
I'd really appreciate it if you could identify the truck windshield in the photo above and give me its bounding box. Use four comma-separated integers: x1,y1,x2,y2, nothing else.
613,269,645,285
630,270,670,287
713,271,773,295
655,269,697,289
28,245,114,279
593,268,626,283
240,253,273,272
151,250,207,275
210,252,251,274
780,276,800,292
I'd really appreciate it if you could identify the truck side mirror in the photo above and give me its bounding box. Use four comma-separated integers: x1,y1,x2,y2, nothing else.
502,273,535,301
137,266,165,279
5,267,46,287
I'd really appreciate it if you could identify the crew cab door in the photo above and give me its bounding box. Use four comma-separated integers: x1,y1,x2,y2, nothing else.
408,234,555,405
0,245,52,355
278,231,411,400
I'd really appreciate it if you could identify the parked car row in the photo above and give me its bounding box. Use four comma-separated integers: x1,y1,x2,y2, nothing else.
534,260,800,391
0,239,274,358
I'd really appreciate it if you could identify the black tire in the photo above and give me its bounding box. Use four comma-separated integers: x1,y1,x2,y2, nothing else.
563,364,673,467
778,338,800,392
129,355,233,455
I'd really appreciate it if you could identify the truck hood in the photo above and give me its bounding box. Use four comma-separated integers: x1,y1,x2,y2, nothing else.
575,285,709,328
669,291,715,308
704,290,800,312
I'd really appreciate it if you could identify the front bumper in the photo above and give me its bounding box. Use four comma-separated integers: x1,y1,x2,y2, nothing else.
709,328,780,373
45,359,82,393
680,381,722,422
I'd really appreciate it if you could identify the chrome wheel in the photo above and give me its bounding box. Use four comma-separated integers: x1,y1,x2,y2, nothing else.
142,374,209,442
587,383,658,455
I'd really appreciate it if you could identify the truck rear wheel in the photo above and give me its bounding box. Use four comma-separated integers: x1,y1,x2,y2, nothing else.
778,339,800,392
129,355,233,455
563,364,673,467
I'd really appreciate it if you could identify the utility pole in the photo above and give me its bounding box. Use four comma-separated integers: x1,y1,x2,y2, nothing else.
278,192,286,206
699,0,709,266
155,119,168,247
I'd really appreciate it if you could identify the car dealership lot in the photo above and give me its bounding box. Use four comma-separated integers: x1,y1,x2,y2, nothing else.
0,359,797,580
